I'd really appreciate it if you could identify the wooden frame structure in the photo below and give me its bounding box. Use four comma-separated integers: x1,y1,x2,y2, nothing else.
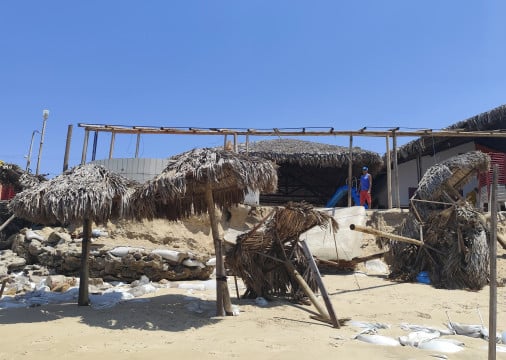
74,123,506,209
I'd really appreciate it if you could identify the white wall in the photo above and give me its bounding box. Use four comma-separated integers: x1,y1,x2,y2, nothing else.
91,158,170,183
379,142,477,208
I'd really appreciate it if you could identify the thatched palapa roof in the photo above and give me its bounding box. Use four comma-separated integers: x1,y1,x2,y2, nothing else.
241,139,383,173
398,104,506,162
133,147,278,221
9,163,136,226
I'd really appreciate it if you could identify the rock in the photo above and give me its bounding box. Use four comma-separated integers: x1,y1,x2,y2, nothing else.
47,231,71,246
28,239,43,256
46,275,77,291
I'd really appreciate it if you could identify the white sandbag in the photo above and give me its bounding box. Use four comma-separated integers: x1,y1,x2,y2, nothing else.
25,230,45,242
355,334,400,347
109,246,144,257
151,249,187,263
417,339,464,353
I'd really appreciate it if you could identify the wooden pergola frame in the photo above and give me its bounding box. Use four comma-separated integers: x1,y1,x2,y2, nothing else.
72,123,506,209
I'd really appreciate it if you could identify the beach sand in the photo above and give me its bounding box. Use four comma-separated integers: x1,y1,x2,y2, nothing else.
1,207,506,359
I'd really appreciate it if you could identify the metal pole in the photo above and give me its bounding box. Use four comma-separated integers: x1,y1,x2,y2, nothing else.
25,130,39,172
35,110,49,175
91,130,98,161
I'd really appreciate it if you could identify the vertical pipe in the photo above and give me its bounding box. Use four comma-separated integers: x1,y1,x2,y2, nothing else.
81,130,90,165
393,132,400,208
108,132,116,159
348,135,353,207
26,130,39,172
91,130,98,161
386,135,392,209
62,124,73,172
488,164,498,360
135,132,141,158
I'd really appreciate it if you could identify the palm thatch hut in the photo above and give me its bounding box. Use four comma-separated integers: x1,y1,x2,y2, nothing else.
132,147,278,316
0,162,45,194
239,139,383,206
226,202,338,301
385,152,491,290
8,163,136,305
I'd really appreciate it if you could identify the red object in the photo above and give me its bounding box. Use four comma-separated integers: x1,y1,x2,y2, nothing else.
0,184,15,200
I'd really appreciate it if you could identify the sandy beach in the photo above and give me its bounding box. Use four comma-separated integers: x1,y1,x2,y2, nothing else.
1,266,506,359
1,207,506,360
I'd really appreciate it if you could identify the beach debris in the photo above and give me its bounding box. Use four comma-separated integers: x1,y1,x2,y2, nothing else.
398,330,441,347
400,323,454,336
354,334,400,347
376,151,492,290
417,339,464,353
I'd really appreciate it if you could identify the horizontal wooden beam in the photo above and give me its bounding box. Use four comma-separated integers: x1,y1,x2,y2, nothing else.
77,123,506,138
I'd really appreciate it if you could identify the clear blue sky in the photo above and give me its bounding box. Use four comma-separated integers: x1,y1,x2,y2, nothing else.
1,1,505,177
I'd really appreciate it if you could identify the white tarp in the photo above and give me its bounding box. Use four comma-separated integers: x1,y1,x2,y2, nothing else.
300,206,366,261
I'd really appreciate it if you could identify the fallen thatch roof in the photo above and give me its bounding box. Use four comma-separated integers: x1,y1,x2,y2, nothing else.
226,202,338,300
240,139,383,173
9,163,136,226
398,104,506,161
413,151,490,205
385,152,491,290
133,147,278,221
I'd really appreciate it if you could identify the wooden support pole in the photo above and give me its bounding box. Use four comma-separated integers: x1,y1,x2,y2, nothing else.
62,124,73,172
78,218,92,306
205,185,233,316
300,240,340,328
109,132,116,159
393,131,400,208
135,132,141,158
91,130,98,161
81,129,90,165
283,259,331,323
348,135,353,207
0,214,16,232
350,224,424,246
386,135,392,209
489,165,498,360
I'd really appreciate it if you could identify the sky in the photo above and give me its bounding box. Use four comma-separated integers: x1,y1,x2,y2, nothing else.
1,1,506,178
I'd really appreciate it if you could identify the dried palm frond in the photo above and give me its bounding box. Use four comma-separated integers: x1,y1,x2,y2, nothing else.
133,147,278,221
226,202,337,301
9,163,136,226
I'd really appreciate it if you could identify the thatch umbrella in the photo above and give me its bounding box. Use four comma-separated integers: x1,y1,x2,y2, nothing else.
226,202,338,300
133,147,278,316
9,163,136,305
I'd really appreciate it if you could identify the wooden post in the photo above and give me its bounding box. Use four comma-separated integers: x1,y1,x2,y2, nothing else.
205,185,233,316
78,218,92,306
0,214,16,232
109,132,116,159
233,133,238,153
348,135,353,207
489,165,498,360
392,131,400,208
283,259,331,323
350,224,424,246
386,135,392,209
135,132,141,158
300,240,340,328
245,134,250,155
62,124,73,172
81,129,90,165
